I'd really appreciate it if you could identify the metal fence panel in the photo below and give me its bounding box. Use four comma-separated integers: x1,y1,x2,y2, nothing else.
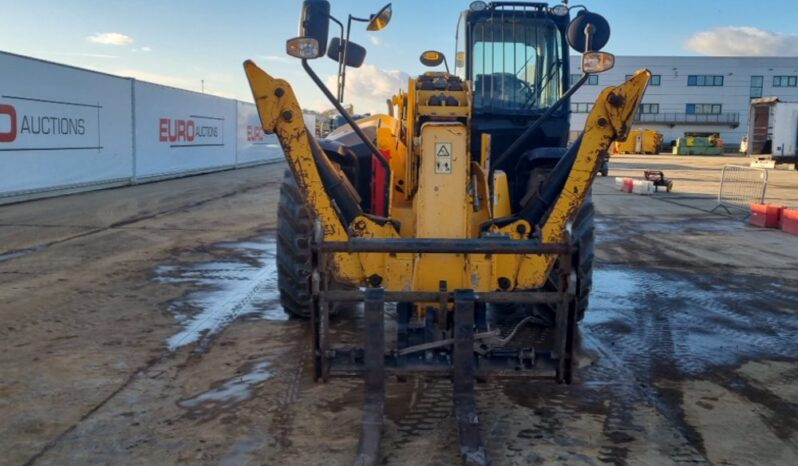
713,165,768,214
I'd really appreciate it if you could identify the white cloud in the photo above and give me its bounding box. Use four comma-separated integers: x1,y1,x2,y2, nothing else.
369,36,381,46
131,46,152,53
325,64,408,114
260,55,290,63
60,64,243,98
685,26,798,56
64,52,117,59
88,32,134,46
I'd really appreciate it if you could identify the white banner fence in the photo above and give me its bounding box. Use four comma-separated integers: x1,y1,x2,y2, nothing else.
0,51,284,203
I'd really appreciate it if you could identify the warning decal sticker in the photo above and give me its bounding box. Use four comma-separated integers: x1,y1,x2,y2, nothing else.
435,142,452,174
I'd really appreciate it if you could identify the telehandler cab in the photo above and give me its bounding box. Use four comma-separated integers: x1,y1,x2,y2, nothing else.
243,1,650,464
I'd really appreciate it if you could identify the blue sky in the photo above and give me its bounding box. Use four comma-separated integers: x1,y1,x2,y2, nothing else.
2,0,797,113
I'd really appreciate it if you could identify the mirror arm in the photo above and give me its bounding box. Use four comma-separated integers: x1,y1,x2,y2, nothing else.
583,23,595,52
491,72,590,171
339,15,356,103
301,58,391,189
338,14,378,102
442,55,450,74
327,14,346,102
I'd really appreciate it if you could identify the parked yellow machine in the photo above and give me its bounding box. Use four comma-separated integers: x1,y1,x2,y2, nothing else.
244,1,649,464
613,128,662,154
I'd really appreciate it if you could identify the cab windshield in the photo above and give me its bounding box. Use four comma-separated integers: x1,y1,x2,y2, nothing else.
470,16,563,113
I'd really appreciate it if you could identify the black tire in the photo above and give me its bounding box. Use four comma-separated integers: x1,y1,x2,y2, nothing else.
277,169,313,318
276,170,357,318
572,197,595,321
523,197,594,325
518,161,595,324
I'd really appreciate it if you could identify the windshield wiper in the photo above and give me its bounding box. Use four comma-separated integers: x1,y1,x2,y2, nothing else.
523,58,561,110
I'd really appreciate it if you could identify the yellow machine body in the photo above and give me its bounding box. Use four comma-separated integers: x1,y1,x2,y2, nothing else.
613,128,662,154
244,61,650,293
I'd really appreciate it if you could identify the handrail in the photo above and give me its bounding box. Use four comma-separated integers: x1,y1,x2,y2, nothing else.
634,112,740,126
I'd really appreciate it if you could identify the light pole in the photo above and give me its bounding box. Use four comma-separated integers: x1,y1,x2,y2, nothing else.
332,3,392,103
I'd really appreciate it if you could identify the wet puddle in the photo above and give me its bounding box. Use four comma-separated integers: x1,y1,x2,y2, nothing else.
595,217,743,244
178,360,272,411
0,245,47,263
155,234,286,351
584,267,798,376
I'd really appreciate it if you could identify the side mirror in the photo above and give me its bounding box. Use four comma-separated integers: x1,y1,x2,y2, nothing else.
420,50,445,67
367,3,392,31
298,0,331,57
327,37,367,68
566,11,610,53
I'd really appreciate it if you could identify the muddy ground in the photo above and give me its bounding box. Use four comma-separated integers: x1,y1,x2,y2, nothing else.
1,156,797,465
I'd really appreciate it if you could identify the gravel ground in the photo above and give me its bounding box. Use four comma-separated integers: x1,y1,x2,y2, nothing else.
1,157,797,466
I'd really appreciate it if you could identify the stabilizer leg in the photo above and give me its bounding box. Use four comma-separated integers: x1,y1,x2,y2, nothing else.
453,290,489,466
355,287,385,466
555,246,578,384
310,270,322,382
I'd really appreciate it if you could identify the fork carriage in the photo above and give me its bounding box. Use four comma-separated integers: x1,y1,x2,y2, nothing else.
307,225,581,465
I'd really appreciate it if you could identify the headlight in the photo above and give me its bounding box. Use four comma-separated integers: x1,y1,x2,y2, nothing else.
469,1,488,12
286,37,320,59
582,51,615,74
549,4,569,16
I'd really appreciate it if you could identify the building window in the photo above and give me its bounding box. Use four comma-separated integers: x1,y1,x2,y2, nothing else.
626,74,660,85
570,74,599,85
750,76,763,98
773,75,797,87
638,103,659,114
570,103,594,113
687,75,724,86
686,103,722,114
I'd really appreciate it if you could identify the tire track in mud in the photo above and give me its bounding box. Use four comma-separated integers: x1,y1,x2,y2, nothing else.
581,269,710,463
24,213,798,464
290,262,798,464
581,265,798,464
20,343,184,466
152,231,363,463
581,326,709,464
382,378,459,465
155,234,284,352
269,328,312,450
19,232,287,465
711,370,798,441
0,183,267,265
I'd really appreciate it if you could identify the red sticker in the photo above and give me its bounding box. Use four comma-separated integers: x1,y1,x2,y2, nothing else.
0,104,17,143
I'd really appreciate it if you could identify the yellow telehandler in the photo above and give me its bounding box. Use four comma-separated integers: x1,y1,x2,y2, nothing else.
244,2,649,464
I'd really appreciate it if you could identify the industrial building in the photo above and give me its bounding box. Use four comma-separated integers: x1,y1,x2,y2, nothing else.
569,56,798,150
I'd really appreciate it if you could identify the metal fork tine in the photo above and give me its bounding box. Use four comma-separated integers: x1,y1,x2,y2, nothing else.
453,289,489,466
355,287,385,466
